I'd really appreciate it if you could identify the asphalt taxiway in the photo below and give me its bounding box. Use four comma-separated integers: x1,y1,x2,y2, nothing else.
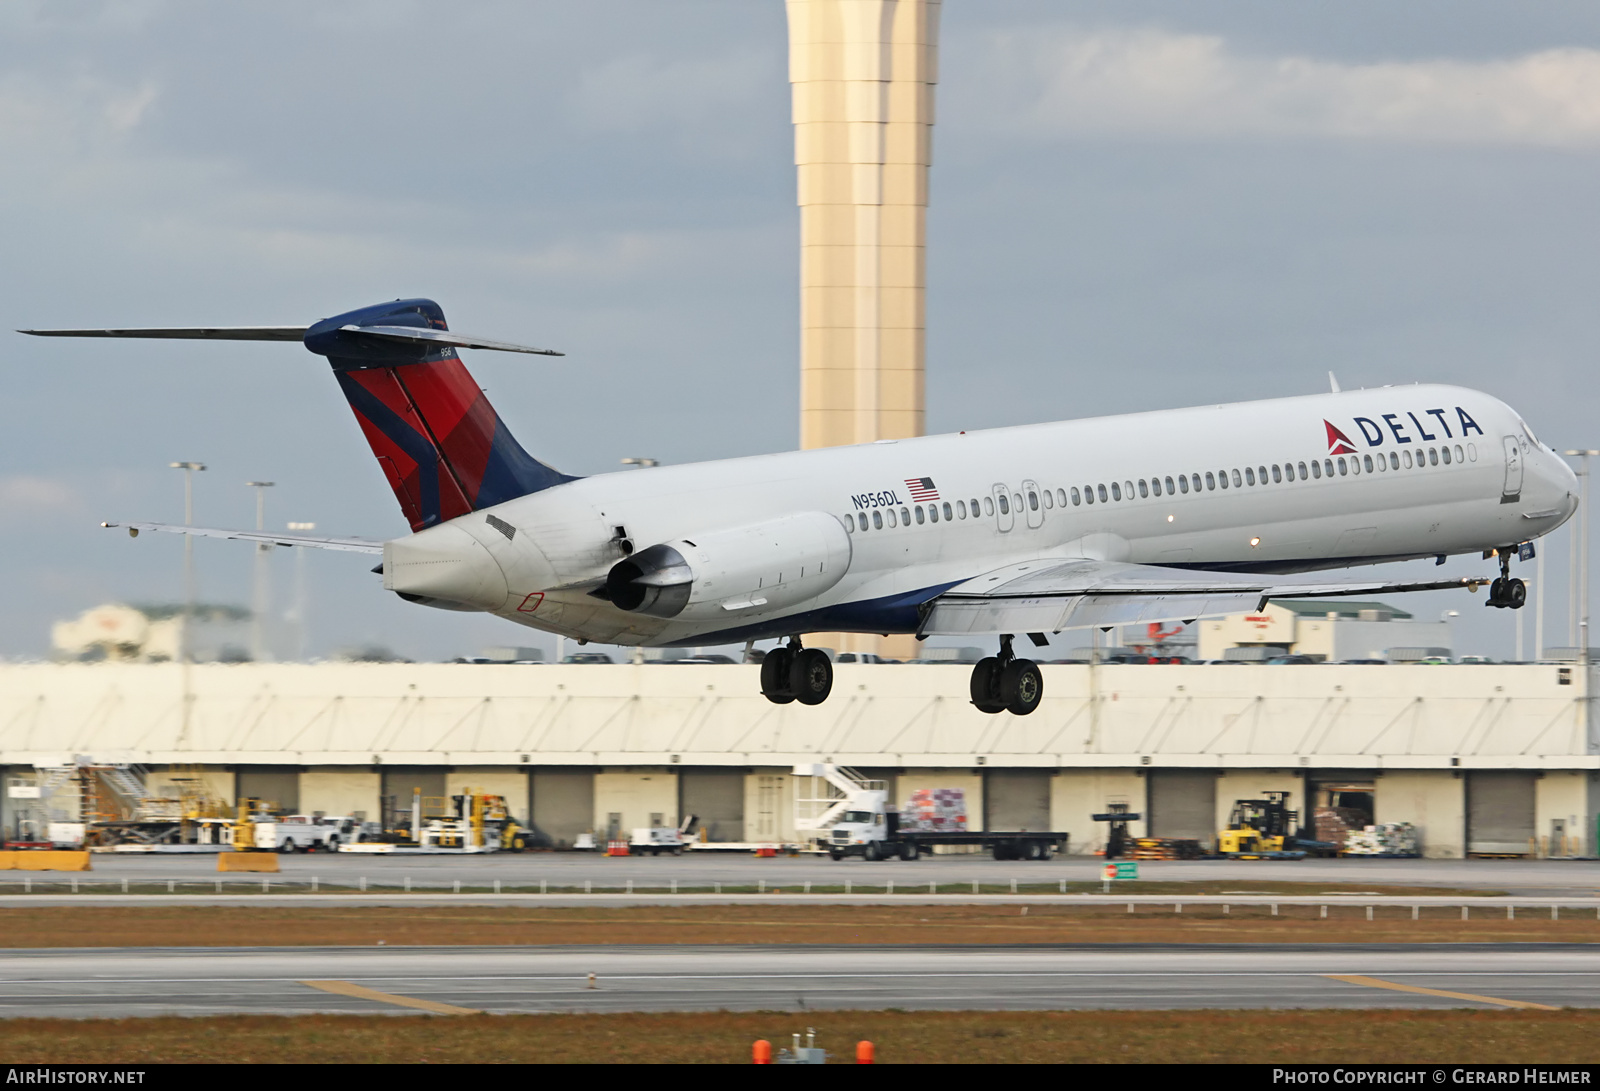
0,944,1591,1019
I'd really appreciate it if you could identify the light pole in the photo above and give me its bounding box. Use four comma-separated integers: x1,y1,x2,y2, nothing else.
246,482,275,662
1563,450,1598,665
620,458,659,468
169,461,206,661
286,521,315,661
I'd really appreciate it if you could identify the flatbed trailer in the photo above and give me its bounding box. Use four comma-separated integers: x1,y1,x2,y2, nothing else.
827,827,1068,861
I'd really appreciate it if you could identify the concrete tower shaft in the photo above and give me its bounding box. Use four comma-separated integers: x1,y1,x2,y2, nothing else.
788,0,939,450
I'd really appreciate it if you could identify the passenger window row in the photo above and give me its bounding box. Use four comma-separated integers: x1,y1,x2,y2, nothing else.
1063,443,1475,506
842,441,1479,530
846,499,964,532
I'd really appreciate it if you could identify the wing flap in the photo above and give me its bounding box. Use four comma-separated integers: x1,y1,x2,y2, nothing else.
103,522,385,555
919,558,1486,636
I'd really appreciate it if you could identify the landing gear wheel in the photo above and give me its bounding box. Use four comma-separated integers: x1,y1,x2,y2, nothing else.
970,657,1005,714
863,842,883,862
1506,577,1527,609
1488,577,1506,608
899,841,919,861
999,659,1044,716
790,648,834,706
760,647,796,703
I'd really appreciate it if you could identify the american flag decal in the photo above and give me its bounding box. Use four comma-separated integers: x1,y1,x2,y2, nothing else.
905,477,939,501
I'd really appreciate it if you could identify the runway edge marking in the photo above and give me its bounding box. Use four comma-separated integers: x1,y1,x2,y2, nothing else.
300,979,481,1015
1323,974,1559,1010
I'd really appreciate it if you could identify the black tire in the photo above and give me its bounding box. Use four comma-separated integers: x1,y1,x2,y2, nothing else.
1488,577,1506,607
970,656,1005,714
761,647,796,703
789,647,834,706
990,843,1012,861
1038,842,1055,861
899,841,919,861
278,840,295,854
829,848,844,861
1000,659,1044,716
1506,578,1527,609
863,842,883,862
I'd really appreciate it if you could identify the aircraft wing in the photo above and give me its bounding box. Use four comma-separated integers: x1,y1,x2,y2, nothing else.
917,559,1486,636
102,522,386,555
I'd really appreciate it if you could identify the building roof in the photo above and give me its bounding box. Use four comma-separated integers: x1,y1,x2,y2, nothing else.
1271,600,1413,620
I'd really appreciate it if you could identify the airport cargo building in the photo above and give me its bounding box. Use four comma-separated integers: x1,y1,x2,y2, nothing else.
1,661,1595,858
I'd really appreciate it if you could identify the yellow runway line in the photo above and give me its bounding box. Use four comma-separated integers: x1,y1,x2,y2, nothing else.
300,979,481,1015
1324,974,1559,1011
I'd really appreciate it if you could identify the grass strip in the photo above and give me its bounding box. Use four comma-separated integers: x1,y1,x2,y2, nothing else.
3,904,1599,948
2,1009,1597,1064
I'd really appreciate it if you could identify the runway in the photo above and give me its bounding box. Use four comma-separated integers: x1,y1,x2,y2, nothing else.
0,944,1592,1019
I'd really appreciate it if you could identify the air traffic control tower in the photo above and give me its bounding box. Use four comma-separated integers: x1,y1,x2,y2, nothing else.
788,0,940,658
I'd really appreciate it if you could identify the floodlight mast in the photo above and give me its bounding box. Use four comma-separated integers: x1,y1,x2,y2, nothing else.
1562,450,1599,668
246,481,275,662
168,462,206,662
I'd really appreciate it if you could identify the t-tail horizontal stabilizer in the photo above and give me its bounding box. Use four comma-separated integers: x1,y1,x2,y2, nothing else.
25,298,575,531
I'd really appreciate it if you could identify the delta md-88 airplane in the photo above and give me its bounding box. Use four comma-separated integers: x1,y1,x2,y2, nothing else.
25,298,1577,716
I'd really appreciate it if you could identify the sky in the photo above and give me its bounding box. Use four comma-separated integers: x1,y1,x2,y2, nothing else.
3,1,1600,662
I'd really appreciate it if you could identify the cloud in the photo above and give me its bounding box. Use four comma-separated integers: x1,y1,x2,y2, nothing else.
0,475,81,513
975,26,1600,146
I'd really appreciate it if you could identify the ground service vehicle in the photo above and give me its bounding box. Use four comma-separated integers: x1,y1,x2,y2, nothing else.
1216,791,1333,858
252,815,362,853
630,815,697,855
794,763,1066,861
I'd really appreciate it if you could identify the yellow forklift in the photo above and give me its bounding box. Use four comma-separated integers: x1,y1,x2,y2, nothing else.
1216,791,1322,859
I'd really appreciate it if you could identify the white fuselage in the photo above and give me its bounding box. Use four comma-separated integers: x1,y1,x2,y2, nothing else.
383,384,1577,647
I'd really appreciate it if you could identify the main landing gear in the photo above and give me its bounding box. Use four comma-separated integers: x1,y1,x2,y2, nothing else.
760,636,834,706
1486,548,1528,610
970,634,1044,717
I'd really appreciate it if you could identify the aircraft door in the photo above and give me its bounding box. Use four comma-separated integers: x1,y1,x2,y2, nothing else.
992,484,1014,532
1021,479,1045,529
1502,436,1523,501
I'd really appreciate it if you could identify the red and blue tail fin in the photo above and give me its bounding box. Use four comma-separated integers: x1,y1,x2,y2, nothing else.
305,299,572,531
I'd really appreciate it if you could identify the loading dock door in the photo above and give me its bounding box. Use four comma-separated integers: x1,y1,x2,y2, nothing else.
1147,770,1216,847
237,768,301,814
1467,771,1536,855
380,768,445,832
531,771,595,849
984,771,1051,832
679,771,745,842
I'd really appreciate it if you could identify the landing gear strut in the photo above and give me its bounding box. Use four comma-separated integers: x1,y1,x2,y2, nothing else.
760,636,834,706
1486,548,1528,610
970,633,1044,716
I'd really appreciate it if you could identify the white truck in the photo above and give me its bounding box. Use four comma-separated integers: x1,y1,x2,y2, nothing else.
629,814,697,855
251,814,362,853
794,763,1067,862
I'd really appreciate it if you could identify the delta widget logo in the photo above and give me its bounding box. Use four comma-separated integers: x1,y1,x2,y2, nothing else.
1324,421,1358,455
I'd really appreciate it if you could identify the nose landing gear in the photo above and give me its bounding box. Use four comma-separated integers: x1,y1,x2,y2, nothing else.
760,637,834,705
970,634,1044,716
1486,548,1529,610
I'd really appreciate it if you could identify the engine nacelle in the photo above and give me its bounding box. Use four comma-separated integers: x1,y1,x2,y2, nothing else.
605,511,851,620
